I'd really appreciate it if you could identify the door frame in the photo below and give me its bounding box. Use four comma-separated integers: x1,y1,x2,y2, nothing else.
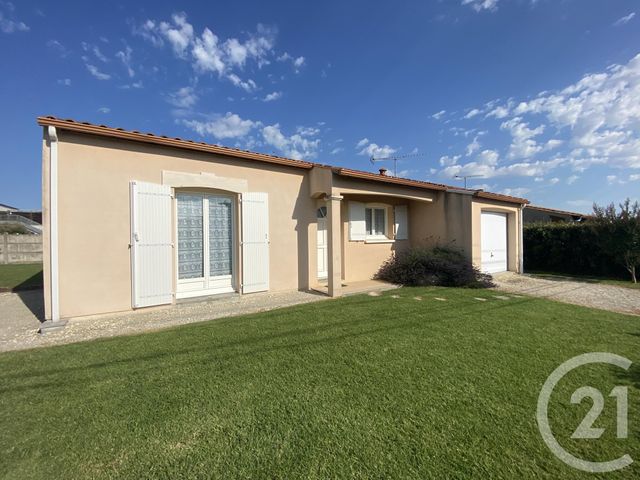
480,210,508,274
174,189,239,299
317,208,328,279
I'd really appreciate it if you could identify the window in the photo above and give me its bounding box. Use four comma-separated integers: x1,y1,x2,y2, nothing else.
365,207,387,238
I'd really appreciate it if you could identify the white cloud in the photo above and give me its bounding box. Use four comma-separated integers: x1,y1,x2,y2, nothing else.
263,91,282,102
330,147,344,155
439,154,461,166
192,27,225,74
180,112,256,139
135,19,164,47
116,46,134,77
262,123,320,159
85,64,110,80
613,12,635,27
277,52,305,72
629,174,640,181
500,117,545,159
356,138,369,149
46,39,70,58
606,174,618,185
120,80,143,89
549,177,560,184
465,136,481,156
296,126,320,137
356,138,397,158
224,38,247,66
167,86,198,109
82,42,109,63
57,78,71,86
432,110,446,120
486,104,510,119
567,174,579,185
464,108,481,119
441,158,562,180
462,0,499,13
507,53,640,170
477,149,499,165
138,14,279,91
227,73,257,92
0,4,29,34
159,12,194,56
97,107,110,114
500,187,530,197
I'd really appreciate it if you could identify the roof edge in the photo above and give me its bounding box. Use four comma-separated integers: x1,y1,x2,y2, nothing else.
333,167,448,192
37,115,530,205
527,204,591,217
37,116,315,170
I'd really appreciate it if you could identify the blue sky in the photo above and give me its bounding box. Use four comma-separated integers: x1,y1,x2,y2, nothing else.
1,0,639,212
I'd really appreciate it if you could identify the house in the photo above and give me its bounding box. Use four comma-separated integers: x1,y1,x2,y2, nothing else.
0,204,42,234
0,203,18,213
38,116,528,326
523,205,590,224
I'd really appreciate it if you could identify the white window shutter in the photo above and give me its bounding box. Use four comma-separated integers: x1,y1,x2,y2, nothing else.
130,181,173,308
349,201,366,241
394,205,408,240
241,192,269,294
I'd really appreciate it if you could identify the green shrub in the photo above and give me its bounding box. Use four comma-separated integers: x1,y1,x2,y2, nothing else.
375,246,494,288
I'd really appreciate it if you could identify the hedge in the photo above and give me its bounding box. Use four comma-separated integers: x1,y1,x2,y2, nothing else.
523,222,627,278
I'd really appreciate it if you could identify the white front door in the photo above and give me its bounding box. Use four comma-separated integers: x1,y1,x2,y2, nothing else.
317,207,328,279
176,192,235,299
481,211,508,273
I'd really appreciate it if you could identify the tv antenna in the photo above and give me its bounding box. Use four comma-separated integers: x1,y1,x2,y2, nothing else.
454,174,484,189
369,152,425,177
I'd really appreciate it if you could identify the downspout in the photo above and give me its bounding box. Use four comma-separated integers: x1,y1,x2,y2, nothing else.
519,204,525,274
43,126,62,330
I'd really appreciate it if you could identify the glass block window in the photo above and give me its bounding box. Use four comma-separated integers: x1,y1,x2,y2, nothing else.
177,194,204,279
208,195,233,277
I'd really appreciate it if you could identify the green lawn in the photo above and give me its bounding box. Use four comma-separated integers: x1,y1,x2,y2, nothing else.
0,288,638,479
527,271,640,290
0,263,43,291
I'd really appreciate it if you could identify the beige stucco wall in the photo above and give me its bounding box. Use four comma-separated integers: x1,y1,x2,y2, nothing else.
52,131,316,319
339,195,412,283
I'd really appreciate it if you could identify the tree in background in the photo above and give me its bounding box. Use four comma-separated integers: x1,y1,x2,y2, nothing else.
592,199,640,283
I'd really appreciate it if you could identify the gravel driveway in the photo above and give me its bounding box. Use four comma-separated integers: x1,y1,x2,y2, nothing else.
494,272,640,316
0,289,326,353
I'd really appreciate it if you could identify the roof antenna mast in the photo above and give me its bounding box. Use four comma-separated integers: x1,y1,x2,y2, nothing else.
369,152,425,177
454,174,483,189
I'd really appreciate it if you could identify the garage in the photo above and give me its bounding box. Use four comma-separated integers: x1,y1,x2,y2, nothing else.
481,211,508,273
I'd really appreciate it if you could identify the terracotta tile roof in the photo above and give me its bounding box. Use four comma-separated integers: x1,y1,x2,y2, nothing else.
332,167,449,191
37,116,529,205
37,116,315,170
527,204,591,217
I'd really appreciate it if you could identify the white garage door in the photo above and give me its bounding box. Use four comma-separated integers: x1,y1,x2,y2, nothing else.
481,212,508,273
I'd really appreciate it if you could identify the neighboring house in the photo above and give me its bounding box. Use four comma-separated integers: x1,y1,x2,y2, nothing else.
0,203,18,213
523,205,590,224
0,203,43,234
38,116,528,325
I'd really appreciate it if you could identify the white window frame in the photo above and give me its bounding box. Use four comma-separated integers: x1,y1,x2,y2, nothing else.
175,190,237,299
364,204,390,242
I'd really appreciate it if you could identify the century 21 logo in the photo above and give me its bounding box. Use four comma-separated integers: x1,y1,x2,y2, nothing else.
537,353,633,473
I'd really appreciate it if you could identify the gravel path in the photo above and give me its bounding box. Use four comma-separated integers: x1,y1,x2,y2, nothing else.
494,272,640,316
0,289,327,353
